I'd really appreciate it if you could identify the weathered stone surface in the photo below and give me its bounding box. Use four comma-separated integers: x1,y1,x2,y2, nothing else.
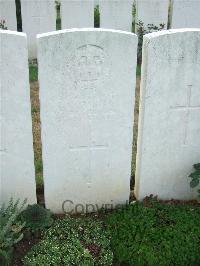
171,0,200,28
37,29,137,213
99,0,133,32
135,29,200,200
135,0,169,31
94,0,99,6
21,0,56,59
0,30,36,205
61,0,94,29
0,0,17,31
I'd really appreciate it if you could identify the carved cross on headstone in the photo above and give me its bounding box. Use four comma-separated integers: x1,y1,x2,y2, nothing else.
171,85,200,145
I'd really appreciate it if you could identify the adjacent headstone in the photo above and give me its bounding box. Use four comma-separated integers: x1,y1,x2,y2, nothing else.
135,0,169,31
0,30,37,205
135,29,200,200
61,0,94,29
99,0,133,32
94,0,99,6
37,29,137,213
0,0,17,31
21,0,56,59
171,0,200,29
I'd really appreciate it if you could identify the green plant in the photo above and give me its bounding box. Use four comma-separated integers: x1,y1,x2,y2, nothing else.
56,0,61,30
15,0,22,31
189,163,200,200
19,204,53,232
35,159,43,174
29,64,38,82
0,20,7,30
132,1,136,33
94,5,100,28
136,64,141,76
23,217,113,265
55,0,60,10
0,199,26,265
36,175,43,187
136,20,165,64
56,17,61,30
35,160,43,187
106,200,200,266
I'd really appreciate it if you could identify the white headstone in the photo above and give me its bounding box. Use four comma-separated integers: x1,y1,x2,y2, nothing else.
21,0,56,59
135,0,169,31
61,0,94,29
135,29,200,200
0,0,17,31
99,0,133,32
0,30,37,205
37,29,137,213
94,0,99,6
171,0,200,29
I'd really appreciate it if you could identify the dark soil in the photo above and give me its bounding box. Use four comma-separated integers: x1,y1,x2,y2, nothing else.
12,231,42,266
36,185,45,206
80,240,102,258
143,195,200,207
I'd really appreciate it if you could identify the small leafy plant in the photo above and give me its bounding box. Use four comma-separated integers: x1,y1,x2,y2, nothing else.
55,0,61,30
94,5,100,28
0,20,7,30
189,163,200,200
106,199,200,265
23,217,113,265
0,198,26,266
19,204,53,232
136,20,165,64
29,64,38,82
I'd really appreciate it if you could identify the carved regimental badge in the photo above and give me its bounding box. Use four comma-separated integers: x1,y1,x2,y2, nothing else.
67,44,110,88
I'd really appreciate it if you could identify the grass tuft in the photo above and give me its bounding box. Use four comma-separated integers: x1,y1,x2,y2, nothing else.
29,64,38,82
